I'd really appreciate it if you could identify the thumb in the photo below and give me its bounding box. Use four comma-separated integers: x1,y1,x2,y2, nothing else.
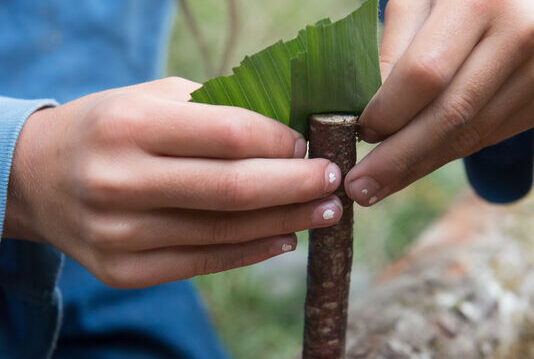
344,115,469,206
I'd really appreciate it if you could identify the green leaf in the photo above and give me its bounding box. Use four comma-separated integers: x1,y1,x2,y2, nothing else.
290,0,381,136
190,0,381,136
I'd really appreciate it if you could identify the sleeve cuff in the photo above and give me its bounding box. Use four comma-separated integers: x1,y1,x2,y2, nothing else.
0,97,59,241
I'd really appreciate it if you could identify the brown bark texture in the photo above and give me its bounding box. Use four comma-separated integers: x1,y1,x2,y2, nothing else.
303,114,358,359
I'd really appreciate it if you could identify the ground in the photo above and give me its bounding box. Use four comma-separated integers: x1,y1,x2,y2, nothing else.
167,1,467,358
344,192,534,359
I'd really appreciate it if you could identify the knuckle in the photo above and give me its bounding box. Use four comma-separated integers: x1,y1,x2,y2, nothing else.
405,55,447,94
217,170,255,209
77,161,133,207
95,254,137,289
88,94,147,141
86,217,135,250
438,95,474,135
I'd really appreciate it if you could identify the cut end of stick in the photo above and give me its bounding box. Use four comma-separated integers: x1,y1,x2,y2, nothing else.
310,114,358,126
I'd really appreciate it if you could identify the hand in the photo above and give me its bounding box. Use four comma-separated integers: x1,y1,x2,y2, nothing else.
345,0,534,206
4,77,343,288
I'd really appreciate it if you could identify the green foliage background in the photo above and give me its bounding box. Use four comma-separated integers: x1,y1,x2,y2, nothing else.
168,1,467,358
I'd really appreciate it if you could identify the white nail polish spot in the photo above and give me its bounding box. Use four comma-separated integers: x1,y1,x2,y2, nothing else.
369,196,378,205
323,209,335,220
362,189,368,195
282,243,293,252
328,172,336,184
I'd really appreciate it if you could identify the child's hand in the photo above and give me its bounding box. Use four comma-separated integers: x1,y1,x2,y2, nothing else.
4,77,343,288
346,0,534,206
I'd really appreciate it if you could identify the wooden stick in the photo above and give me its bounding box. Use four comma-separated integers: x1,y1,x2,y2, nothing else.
303,114,358,359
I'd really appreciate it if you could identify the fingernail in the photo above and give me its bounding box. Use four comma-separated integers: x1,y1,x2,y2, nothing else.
294,137,307,158
312,198,343,225
325,163,341,192
281,243,295,252
349,177,381,206
278,235,297,254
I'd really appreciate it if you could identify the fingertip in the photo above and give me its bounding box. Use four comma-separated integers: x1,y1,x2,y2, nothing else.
324,162,342,193
345,176,383,207
271,233,298,255
311,194,344,227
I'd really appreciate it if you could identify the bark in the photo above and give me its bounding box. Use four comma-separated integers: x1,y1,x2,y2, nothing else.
303,114,358,359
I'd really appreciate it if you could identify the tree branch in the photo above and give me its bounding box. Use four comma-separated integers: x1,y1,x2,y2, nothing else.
303,114,358,359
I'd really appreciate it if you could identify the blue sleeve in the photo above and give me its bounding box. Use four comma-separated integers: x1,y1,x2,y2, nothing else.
0,97,66,359
379,0,387,22
0,96,58,240
464,130,534,204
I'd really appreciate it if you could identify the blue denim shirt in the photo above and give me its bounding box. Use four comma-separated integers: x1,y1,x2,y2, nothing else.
0,1,229,358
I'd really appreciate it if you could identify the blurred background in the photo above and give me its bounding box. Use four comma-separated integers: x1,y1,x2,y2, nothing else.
168,1,467,358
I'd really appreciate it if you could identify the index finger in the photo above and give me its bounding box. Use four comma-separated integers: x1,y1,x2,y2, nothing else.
379,0,431,82
126,95,307,159
359,0,493,142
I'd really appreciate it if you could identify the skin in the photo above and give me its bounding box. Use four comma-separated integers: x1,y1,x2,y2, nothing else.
3,77,344,289
345,0,534,206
